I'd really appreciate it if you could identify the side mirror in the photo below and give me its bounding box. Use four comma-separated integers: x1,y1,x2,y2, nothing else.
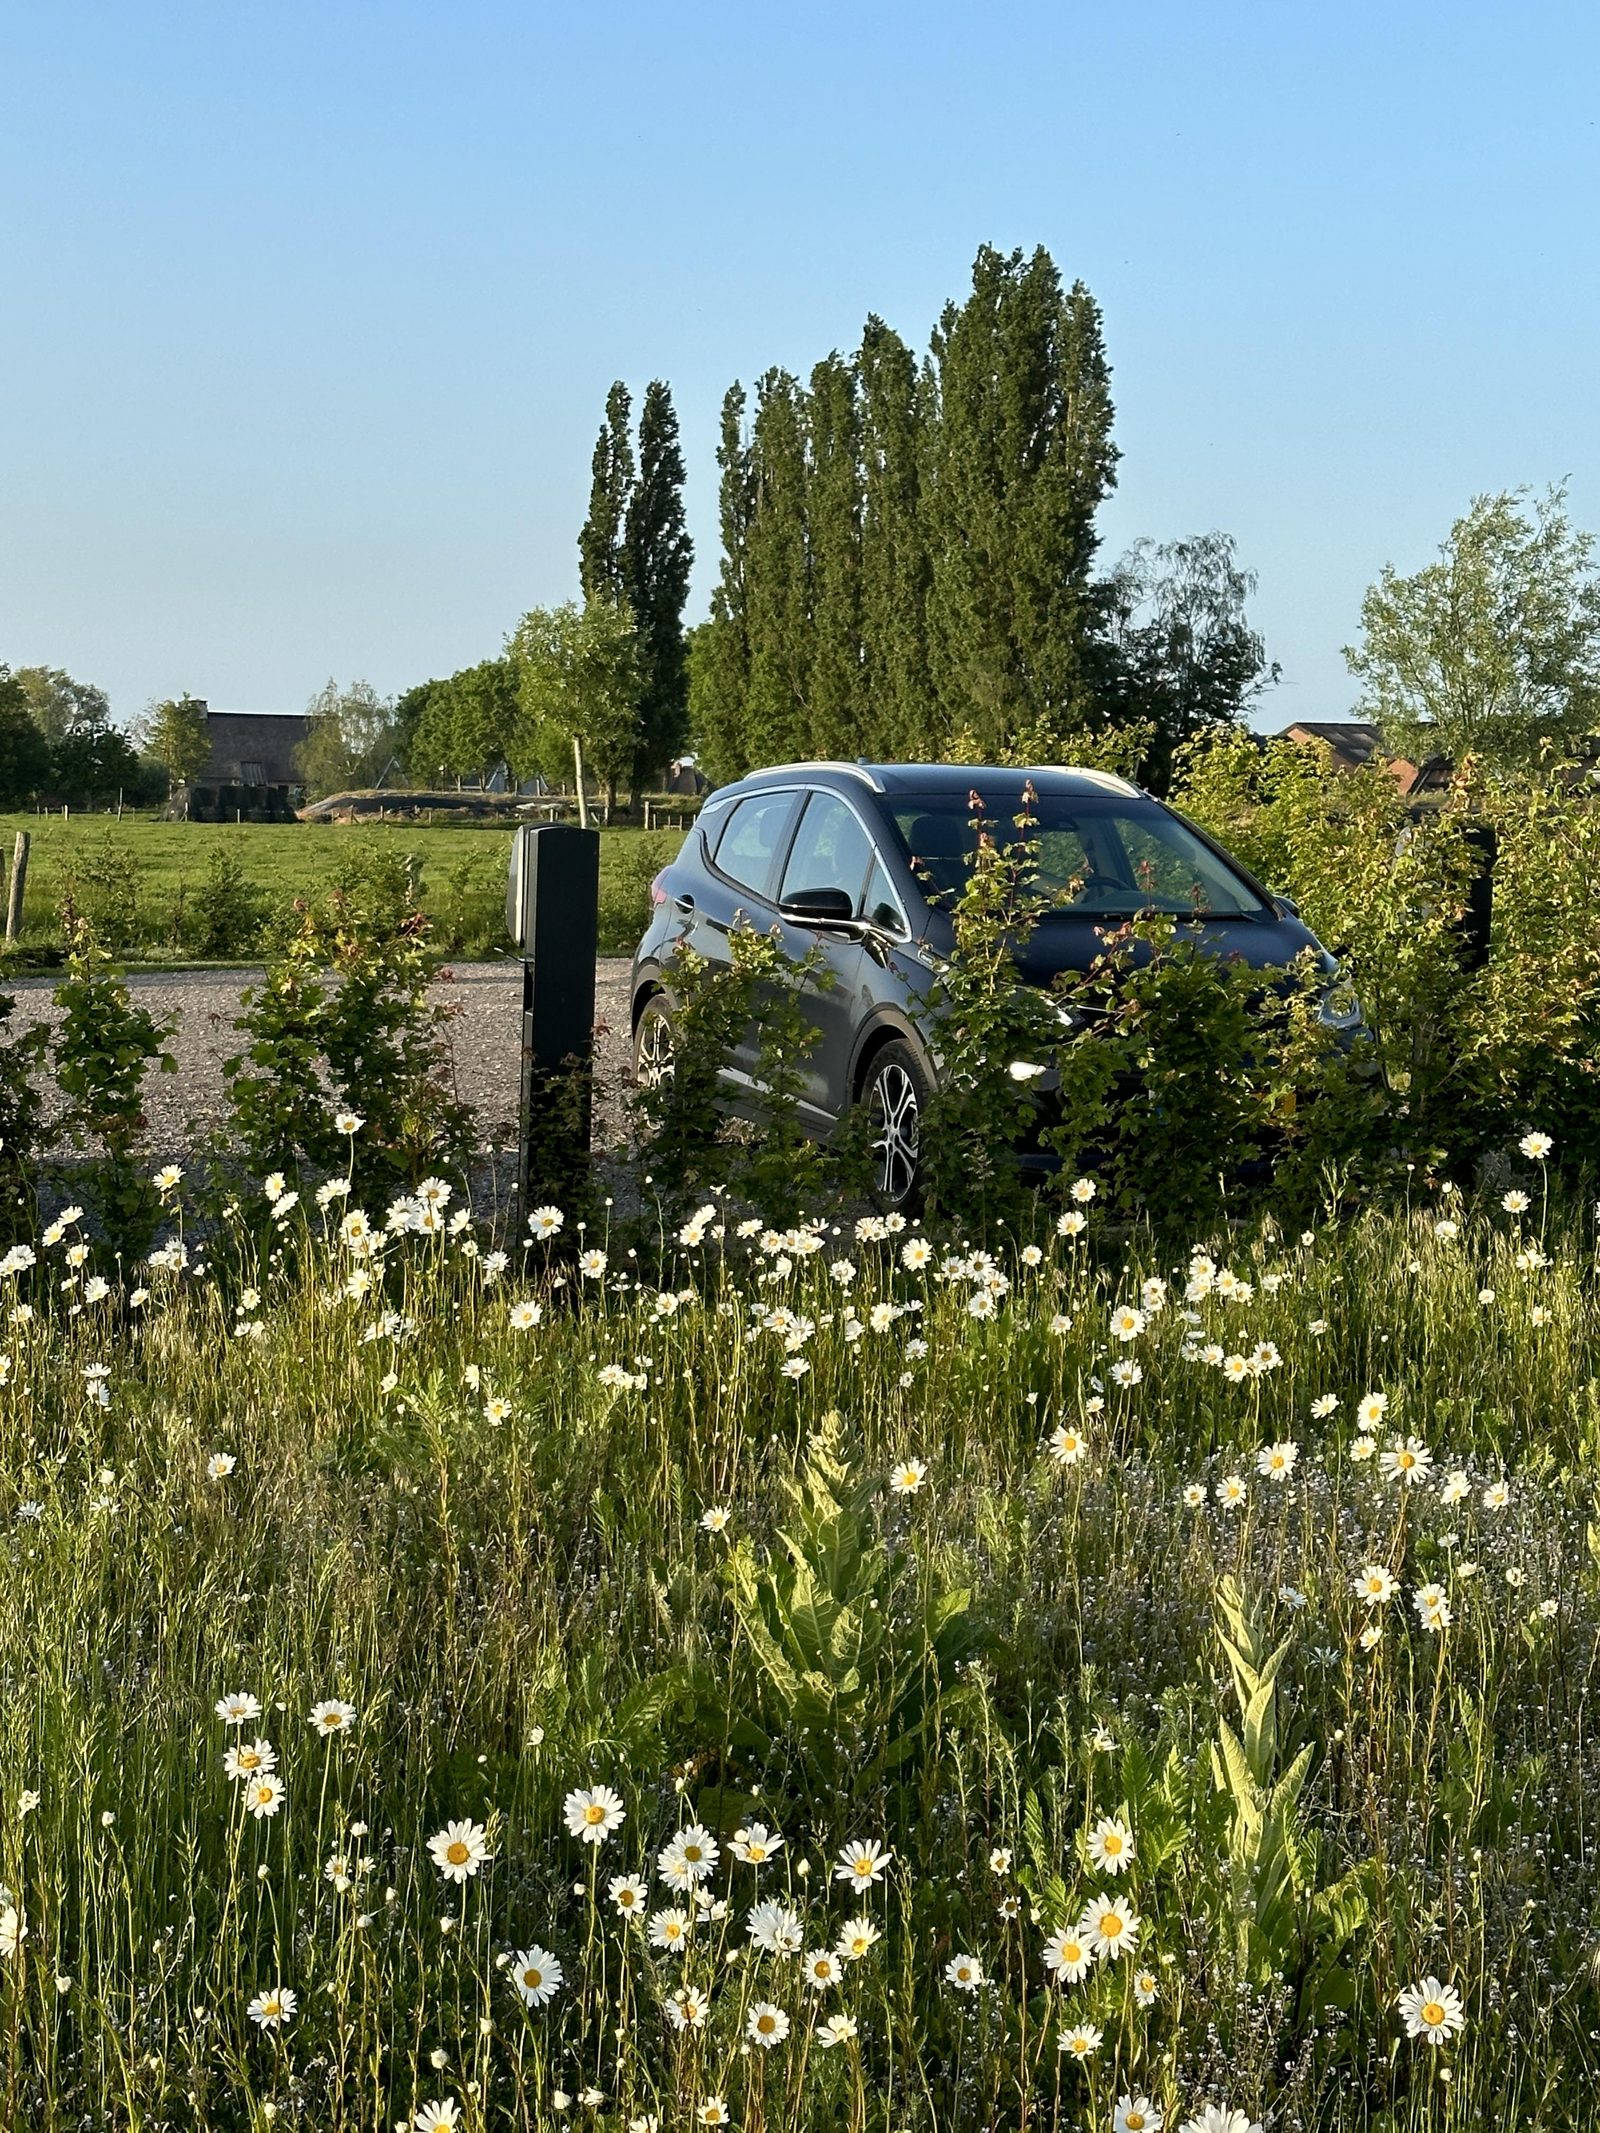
1272,891,1300,918
781,886,856,925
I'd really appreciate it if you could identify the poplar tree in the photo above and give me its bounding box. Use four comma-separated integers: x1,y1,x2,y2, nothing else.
578,383,634,603
690,385,756,782
743,369,812,766
858,317,934,758
923,247,1117,758
623,381,694,793
804,353,863,760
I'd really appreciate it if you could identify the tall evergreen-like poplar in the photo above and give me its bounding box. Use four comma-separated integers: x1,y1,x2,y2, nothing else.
804,354,863,760
623,380,694,791
858,317,934,758
691,384,756,783
578,382,634,603
923,247,1117,757
743,369,812,766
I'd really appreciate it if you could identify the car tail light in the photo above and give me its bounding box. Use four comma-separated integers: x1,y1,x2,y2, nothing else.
650,872,669,907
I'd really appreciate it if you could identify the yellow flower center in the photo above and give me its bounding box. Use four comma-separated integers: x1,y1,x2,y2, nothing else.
1423,2001,1445,2027
447,1841,470,1865
1104,1834,1122,1854
684,1845,702,1862
524,1968,541,1988
584,1803,605,1824
1128,2116,1146,2129
1101,1914,1123,1937
239,1748,260,1769
757,2015,776,2034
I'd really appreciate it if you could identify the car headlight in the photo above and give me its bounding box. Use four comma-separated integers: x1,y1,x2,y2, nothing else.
1317,979,1363,1030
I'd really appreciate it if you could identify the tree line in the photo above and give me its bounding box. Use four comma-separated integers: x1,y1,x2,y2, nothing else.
689,244,1275,792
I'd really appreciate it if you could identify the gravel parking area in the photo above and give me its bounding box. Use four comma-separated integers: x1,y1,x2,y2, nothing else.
6,959,636,1155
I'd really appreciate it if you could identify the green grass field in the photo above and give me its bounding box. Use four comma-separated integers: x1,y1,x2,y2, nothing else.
0,813,681,961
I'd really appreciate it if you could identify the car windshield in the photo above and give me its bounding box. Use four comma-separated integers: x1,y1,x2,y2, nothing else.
888,792,1268,918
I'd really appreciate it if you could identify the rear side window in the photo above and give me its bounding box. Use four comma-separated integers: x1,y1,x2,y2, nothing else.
711,790,799,899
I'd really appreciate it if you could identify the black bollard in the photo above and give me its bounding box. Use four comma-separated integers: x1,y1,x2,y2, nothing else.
506,823,600,1212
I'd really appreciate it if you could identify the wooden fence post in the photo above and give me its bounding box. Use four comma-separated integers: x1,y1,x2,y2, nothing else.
4,830,29,945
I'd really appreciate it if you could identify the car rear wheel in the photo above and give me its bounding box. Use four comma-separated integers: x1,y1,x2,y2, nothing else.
634,995,676,1088
862,1039,930,1214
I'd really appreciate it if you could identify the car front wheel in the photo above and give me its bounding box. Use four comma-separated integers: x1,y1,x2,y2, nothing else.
861,1039,930,1213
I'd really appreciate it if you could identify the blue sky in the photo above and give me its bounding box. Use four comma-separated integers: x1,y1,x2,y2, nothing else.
2,0,1595,727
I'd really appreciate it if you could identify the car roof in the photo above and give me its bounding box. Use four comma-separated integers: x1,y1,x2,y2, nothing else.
710,760,1146,802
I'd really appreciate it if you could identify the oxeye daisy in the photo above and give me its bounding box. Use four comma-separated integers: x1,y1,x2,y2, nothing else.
835,1838,891,1889
509,1945,563,2005
1353,1563,1398,1606
247,1985,296,2028
746,2001,790,2047
563,1785,625,1844
1381,1436,1434,1487
1078,1894,1140,1960
428,1820,492,1882
1042,1927,1093,1983
945,1951,984,1991
1058,2021,1102,2060
309,1700,356,1736
1086,1814,1135,1875
1397,1974,1466,2043
1116,2098,1164,2133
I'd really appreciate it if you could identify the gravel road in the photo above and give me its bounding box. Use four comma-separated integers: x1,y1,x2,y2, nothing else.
7,959,636,1156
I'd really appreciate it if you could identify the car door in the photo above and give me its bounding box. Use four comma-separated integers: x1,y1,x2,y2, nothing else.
685,786,801,1099
772,790,880,1123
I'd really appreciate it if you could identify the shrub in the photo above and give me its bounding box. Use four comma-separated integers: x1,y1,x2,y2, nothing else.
224,877,474,1197
54,831,141,956
174,847,268,959
50,931,176,1258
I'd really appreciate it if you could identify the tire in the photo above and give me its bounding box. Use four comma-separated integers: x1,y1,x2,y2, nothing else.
860,1038,931,1214
633,994,677,1088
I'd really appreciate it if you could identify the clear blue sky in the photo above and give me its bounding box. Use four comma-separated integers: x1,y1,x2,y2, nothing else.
2,0,1595,728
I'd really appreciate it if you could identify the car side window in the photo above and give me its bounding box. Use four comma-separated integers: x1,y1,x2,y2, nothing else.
779,794,876,911
711,790,799,900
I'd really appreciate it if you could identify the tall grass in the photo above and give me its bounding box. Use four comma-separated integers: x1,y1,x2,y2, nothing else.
0,1164,1595,2128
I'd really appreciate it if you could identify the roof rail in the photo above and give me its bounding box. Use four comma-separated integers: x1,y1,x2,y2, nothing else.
743,760,886,792
1058,767,1143,797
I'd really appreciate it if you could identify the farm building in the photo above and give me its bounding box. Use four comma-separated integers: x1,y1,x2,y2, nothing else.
1279,719,1452,797
180,707,311,821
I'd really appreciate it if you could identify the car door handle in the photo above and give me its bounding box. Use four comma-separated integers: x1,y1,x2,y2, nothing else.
674,892,695,915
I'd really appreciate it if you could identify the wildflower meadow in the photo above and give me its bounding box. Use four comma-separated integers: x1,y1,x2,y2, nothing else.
1,1153,1597,2131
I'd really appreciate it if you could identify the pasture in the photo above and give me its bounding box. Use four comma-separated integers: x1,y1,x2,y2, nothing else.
0,814,679,962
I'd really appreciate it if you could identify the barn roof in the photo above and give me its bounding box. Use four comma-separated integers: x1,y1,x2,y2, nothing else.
198,709,311,787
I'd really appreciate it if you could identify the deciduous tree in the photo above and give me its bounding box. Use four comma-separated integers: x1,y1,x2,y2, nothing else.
293,680,398,799
141,694,212,793
0,667,52,806
509,597,641,813
1345,485,1600,772
1096,532,1277,793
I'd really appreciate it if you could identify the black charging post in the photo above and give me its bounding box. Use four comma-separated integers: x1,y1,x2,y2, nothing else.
506,823,601,1214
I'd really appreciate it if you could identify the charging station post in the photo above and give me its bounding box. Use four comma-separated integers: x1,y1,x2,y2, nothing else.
505,822,600,1213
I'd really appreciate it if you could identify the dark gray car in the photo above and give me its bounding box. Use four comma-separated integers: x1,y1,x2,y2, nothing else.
631,761,1354,1207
